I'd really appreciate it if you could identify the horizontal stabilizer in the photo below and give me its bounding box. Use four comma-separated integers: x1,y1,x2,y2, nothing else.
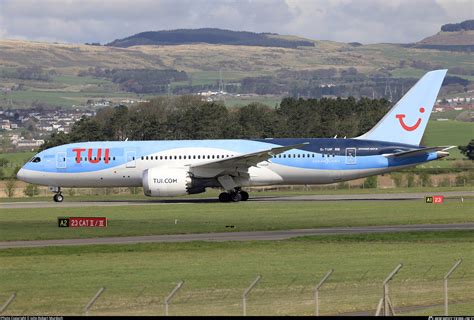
383,146,455,158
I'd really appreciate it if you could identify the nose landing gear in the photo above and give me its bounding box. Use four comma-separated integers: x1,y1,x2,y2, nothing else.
50,186,64,202
53,193,64,202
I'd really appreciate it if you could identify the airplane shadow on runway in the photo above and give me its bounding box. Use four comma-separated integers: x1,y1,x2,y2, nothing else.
75,196,422,205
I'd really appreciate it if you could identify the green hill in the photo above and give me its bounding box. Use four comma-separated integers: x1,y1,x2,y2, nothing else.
106,28,315,48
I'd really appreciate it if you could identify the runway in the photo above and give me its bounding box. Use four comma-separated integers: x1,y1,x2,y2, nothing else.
1,223,473,249
1,191,472,209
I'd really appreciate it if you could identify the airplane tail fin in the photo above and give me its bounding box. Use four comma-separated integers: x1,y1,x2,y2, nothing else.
356,69,447,146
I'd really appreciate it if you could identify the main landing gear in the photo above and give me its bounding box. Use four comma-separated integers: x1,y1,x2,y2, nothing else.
218,189,249,203
52,187,64,203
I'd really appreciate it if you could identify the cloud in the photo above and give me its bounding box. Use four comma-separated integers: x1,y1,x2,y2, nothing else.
0,0,472,44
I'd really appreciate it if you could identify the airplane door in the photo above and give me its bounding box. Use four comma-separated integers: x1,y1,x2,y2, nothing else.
56,152,67,169
125,151,136,168
345,148,357,165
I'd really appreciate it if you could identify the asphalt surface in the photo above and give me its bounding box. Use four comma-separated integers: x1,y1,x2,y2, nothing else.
1,191,472,209
1,223,473,249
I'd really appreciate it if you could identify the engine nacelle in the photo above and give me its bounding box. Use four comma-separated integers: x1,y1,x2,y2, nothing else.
142,167,192,197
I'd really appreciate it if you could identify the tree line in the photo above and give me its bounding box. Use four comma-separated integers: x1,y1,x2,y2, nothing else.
441,20,474,32
78,67,188,93
1,66,57,82
40,95,390,150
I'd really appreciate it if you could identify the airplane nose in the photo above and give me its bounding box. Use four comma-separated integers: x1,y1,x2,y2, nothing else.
16,168,25,181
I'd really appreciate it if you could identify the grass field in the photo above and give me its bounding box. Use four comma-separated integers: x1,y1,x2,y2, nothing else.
357,44,474,71
5,89,138,107
52,75,112,86
0,199,472,242
0,151,34,177
391,67,474,81
0,151,34,164
0,231,472,315
423,120,473,160
224,96,282,108
430,109,465,121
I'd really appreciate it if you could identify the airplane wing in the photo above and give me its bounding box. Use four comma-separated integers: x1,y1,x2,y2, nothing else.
383,146,455,158
189,142,309,178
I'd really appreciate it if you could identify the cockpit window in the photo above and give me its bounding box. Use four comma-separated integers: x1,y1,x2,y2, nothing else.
31,157,41,163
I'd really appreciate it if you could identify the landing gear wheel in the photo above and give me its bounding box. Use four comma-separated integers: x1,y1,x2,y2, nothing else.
240,191,249,201
230,192,242,202
53,193,64,203
219,192,230,202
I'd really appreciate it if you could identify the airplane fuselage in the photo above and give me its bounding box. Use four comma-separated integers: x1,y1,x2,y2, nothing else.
18,138,442,189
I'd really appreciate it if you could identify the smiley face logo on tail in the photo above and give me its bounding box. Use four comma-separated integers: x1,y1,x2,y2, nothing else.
395,107,425,131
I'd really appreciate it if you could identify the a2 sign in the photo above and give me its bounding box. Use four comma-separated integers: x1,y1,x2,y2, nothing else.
58,217,108,228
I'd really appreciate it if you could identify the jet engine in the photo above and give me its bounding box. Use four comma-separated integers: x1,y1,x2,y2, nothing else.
142,167,195,197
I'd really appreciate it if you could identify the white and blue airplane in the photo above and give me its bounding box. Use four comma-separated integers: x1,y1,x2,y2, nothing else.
17,69,452,202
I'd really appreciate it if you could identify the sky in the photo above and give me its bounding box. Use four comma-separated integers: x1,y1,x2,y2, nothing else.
0,0,472,44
